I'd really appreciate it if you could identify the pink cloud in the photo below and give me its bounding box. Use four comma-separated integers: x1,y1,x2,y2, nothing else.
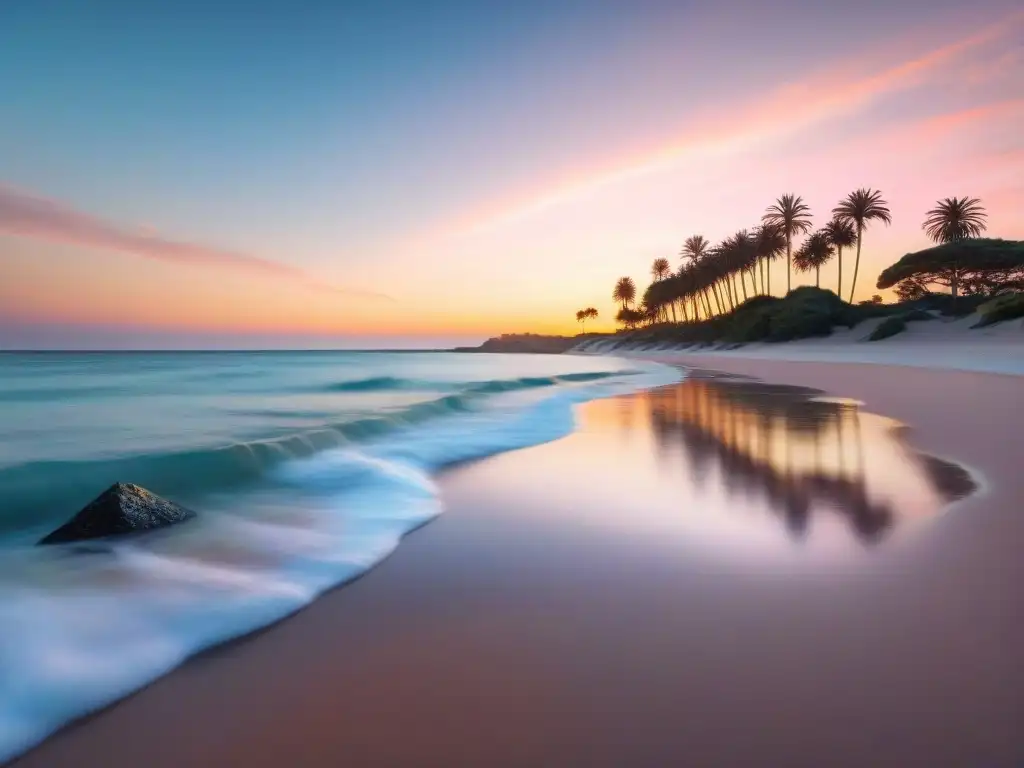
444,9,1023,238
0,185,393,301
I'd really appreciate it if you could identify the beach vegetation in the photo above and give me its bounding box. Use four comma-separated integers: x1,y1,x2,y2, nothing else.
832,188,892,304
877,239,1024,303
868,316,907,341
575,307,598,333
651,257,671,282
583,194,1016,343
613,277,637,310
793,230,835,287
762,195,813,294
974,293,1024,327
822,218,858,298
923,197,988,246
616,306,645,329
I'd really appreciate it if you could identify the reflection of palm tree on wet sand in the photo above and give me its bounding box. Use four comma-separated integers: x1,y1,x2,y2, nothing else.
646,378,895,544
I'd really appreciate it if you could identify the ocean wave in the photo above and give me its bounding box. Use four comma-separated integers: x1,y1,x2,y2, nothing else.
0,369,640,536
319,369,632,395
321,375,416,392
0,359,682,763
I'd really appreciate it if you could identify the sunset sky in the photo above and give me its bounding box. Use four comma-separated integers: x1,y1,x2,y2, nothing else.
2,0,1022,349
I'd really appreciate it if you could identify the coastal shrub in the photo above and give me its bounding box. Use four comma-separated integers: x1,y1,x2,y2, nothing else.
724,307,773,342
762,287,845,342
733,294,781,314
908,292,990,317
901,308,934,322
868,316,907,341
974,293,1024,327
767,306,835,342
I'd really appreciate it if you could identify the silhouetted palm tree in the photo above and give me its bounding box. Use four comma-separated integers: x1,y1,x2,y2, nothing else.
833,188,891,303
710,239,737,310
651,257,671,281
762,194,813,294
793,230,835,287
681,235,718,316
753,223,787,295
613,276,636,310
923,197,987,244
680,235,710,264
822,218,857,298
576,307,598,333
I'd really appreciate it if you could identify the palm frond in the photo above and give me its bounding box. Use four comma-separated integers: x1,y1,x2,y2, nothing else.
922,197,987,243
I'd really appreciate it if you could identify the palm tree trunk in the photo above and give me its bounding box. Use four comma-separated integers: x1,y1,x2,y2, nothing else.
739,273,748,301
767,258,771,296
836,246,843,298
815,266,820,287
786,236,792,295
711,285,724,315
849,223,863,303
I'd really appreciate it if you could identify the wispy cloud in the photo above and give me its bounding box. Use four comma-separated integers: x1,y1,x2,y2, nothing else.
0,185,393,301
448,10,1023,237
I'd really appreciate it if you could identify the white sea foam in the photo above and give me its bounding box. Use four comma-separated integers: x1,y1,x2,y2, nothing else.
0,358,682,762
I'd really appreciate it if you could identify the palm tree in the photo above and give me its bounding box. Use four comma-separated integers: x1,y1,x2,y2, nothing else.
753,223,787,295
762,194,813,294
920,197,988,299
649,257,675,319
576,307,598,333
710,240,736,310
833,188,891,303
730,229,759,300
681,235,717,316
613,276,636,310
793,230,835,287
822,218,857,298
680,235,710,264
923,197,987,244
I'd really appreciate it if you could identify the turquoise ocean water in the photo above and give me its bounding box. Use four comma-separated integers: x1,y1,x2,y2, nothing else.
0,351,679,761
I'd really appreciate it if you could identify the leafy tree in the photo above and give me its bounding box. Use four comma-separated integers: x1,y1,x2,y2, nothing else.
923,197,987,246
833,188,891,303
762,194,813,294
822,218,857,298
612,276,636,309
615,306,645,329
877,239,1024,300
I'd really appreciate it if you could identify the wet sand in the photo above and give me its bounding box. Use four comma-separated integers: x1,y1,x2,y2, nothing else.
11,359,1024,767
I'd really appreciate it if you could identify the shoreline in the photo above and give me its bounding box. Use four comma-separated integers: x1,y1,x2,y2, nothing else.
11,358,1024,767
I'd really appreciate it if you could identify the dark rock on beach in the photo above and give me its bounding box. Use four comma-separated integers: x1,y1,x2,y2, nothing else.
38,482,197,545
